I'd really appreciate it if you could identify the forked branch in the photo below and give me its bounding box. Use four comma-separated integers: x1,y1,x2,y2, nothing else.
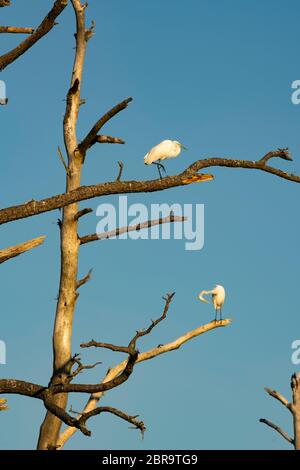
260,373,300,449
0,0,68,70
78,97,133,154
57,318,231,447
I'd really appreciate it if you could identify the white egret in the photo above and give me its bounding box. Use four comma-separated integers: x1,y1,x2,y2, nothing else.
198,284,225,321
144,139,187,178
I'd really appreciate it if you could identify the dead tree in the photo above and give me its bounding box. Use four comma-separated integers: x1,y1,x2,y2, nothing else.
0,1,299,450
260,373,300,449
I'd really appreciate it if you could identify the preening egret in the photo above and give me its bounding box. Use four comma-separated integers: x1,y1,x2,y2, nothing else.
144,139,187,178
198,284,225,321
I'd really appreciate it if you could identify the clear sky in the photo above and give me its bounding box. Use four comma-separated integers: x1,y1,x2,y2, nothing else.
1,0,300,450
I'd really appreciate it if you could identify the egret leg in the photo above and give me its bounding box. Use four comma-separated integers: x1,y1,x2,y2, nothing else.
159,162,167,174
214,309,218,322
220,308,223,322
153,162,163,179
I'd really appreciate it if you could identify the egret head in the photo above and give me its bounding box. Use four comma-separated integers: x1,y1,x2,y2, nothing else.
174,141,188,151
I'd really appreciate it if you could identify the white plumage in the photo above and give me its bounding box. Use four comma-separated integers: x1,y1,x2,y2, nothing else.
144,139,187,178
198,284,226,321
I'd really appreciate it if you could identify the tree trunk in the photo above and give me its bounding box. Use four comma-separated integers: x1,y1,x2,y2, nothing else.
292,373,300,450
37,1,87,450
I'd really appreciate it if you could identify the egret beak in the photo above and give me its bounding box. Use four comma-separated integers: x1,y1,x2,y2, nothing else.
180,144,188,150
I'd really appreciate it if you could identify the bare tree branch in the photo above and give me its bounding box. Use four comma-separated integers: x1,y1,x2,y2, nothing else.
68,354,101,380
94,135,125,145
0,379,45,397
0,27,35,34
44,400,145,438
264,387,292,411
0,0,68,71
259,418,294,445
81,292,175,352
0,236,46,264
76,406,145,438
79,214,187,245
51,293,176,395
57,318,231,447
116,161,124,181
0,149,299,226
0,0,11,7
78,97,133,154
258,148,292,164
74,207,93,221
129,292,175,348
76,269,93,289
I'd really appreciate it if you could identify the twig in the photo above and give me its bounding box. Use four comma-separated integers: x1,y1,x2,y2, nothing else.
259,418,294,445
129,292,175,349
116,161,124,181
84,20,95,42
259,148,292,164
68,355,102,379
57,146,69,174
76,269,93,289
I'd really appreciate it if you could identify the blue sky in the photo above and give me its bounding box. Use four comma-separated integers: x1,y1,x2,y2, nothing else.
0,0,300,450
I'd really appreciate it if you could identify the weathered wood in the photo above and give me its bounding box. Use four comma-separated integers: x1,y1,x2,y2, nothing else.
0,26,34,34
0,0,68,70
261,372,300,449
0,236,45,264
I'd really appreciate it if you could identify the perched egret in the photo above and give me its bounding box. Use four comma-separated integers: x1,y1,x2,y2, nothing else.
198,284,225,322
144,139,187,178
